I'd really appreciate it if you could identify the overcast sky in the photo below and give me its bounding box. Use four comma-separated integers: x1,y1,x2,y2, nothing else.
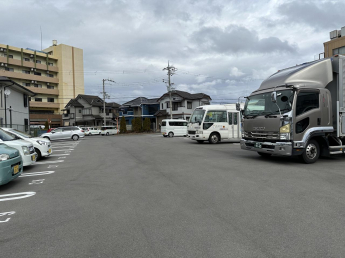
1,0,345,104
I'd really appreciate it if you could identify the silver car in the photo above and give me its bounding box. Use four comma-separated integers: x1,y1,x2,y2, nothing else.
40,126,85,141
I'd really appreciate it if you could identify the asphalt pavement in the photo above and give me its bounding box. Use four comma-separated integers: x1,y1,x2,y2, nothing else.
1,134,345,258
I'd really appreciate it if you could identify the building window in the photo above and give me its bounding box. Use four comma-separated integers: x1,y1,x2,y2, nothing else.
47,98,54,102
5,67,14,72
187,101,192,109
167,102,170,108
172,102,179,111
24,94,28,107
22,70,30,74
48,62,53,66
47,85,54,89
36,60,41,64
333,46,345,55
24,118,29,131
28,97,31,101
47,74,53,78
24,57,30,62
22,82,31,87
79,109,81,113
34,72,41,76
34,84,42,88
8,54,13,59
161,103,163,109
35,98,42,102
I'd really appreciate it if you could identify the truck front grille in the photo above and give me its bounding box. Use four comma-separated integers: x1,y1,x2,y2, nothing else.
244,131,279,140
188,131,196,135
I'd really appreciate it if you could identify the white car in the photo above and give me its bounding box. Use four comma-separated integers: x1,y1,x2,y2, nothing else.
100,126,117,136
2,128,52,160
82,127,101,136
0,128,36,166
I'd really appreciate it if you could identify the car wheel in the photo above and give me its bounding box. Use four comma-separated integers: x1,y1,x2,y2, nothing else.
300,139,320,164
72,134,79,141
43,136,50,141
168,132,174,137
257,152,272,157
197,140,204,144
99,132,101,135
34,148,42,160
209,133,220,144
106,132,109,136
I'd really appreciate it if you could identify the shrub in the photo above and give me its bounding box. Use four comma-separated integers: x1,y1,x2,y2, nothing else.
120,116,127,133
132,117,142,133
143,118,151,132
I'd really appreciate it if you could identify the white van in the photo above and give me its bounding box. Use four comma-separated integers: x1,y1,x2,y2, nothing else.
101,126,117,136
161,119,188,137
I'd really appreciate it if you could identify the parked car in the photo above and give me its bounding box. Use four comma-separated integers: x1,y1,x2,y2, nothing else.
2,128,52,160
0,128,36,166
82,127,101,136
40,126,85,141
101,126,117,136
0,143,23,185
161,119,188,137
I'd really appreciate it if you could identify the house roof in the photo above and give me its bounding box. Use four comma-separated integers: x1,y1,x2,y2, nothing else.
76,94,104,107
0,76,35,96
157,90,211,101
121,97,159,107
65,98,84,108
106,102,121,108
154,109,168,117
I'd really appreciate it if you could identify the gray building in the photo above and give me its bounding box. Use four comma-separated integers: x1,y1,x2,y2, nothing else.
63,94,120,127
0,76,35,132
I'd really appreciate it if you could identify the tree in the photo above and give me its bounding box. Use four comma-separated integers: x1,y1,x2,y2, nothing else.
44,120,49,130
120,116,127,134
143,118,151,132
132,117,142,133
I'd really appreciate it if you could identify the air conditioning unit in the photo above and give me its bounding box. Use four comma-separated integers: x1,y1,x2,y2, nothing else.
34,81,37,83
0,48,3,52
47,83,50,85
31,81,34,83
30,54,34,58
0,63,3,66
31,68,34,71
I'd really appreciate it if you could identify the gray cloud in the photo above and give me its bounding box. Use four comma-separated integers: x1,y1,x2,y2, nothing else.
191,25,297,54
278,0,345,30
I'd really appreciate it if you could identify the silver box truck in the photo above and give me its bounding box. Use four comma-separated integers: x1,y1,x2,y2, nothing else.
239,55,345,163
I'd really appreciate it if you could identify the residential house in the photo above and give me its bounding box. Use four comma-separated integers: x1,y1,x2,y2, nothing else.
155,90,211,128
63,94,119,127
0,76,35,132
119,97,159,129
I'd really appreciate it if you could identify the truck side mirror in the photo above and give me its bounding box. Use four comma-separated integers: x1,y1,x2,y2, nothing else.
271,92,277,103
236,102,240,111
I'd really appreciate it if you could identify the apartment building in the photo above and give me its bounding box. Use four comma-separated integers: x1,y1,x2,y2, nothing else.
324,26,345,58
0,41,84,127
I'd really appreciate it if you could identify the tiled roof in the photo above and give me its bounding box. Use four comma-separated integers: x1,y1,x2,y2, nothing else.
76,94,104,107
157,90,211,101
121,97,159,107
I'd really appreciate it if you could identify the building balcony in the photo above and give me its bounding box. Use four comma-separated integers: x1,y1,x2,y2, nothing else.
63,113,75,120
30,101,60,109
27,87,59,96
0,69,59,84
0,56,58,72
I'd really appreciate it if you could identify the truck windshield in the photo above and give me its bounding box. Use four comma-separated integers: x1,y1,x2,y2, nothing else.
244,89,294,117
190,109,205,123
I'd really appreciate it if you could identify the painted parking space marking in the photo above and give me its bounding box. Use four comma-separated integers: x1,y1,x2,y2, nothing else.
50,154,70,157
52,149,74,152
20,171,55,177
0,192,36,202
35,160,64,165
0,211,15,223
48,165,59,168
29,179,45,185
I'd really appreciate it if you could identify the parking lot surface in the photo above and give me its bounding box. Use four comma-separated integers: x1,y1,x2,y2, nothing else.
1,134,345,257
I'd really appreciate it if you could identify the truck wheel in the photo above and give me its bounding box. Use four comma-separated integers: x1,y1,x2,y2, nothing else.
301,139,320,164
257,152,272,157
209,133,220,144
197,140,204,144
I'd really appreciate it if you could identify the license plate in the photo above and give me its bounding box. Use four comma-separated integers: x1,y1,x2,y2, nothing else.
48,149,52,154
13,165,19,175
31,155,36,161
255,143,262,148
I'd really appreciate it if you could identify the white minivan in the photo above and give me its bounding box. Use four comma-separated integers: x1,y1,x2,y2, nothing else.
0,128,36,166
101,126,117,136
161,119,188,137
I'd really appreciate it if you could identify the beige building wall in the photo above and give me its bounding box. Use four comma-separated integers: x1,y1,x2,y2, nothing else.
324,37,345,58
44,44,85,111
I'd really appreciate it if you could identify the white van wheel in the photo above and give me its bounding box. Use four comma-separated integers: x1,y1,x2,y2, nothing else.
106,132,109,136
168,132,174,137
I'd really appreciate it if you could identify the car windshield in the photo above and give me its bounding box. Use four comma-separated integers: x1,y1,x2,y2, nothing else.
244,89,294,117
190,109,205,123
11,129,32,138
0,128,18,141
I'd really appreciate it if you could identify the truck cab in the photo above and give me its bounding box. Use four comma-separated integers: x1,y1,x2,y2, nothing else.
240,56,345,163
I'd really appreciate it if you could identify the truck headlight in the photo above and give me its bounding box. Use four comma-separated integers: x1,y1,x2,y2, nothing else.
196,130,203,134
0,154,10,161
280,124,290,133
22,146,30,155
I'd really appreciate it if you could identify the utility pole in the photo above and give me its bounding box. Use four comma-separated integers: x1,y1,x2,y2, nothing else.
163,61,177,119
102,79,115,126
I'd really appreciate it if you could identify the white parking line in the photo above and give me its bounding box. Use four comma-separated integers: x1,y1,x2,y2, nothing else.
52,149,74,151
35,160,64,165
20,171,55,177
50,154,70,157
0,192,36,202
